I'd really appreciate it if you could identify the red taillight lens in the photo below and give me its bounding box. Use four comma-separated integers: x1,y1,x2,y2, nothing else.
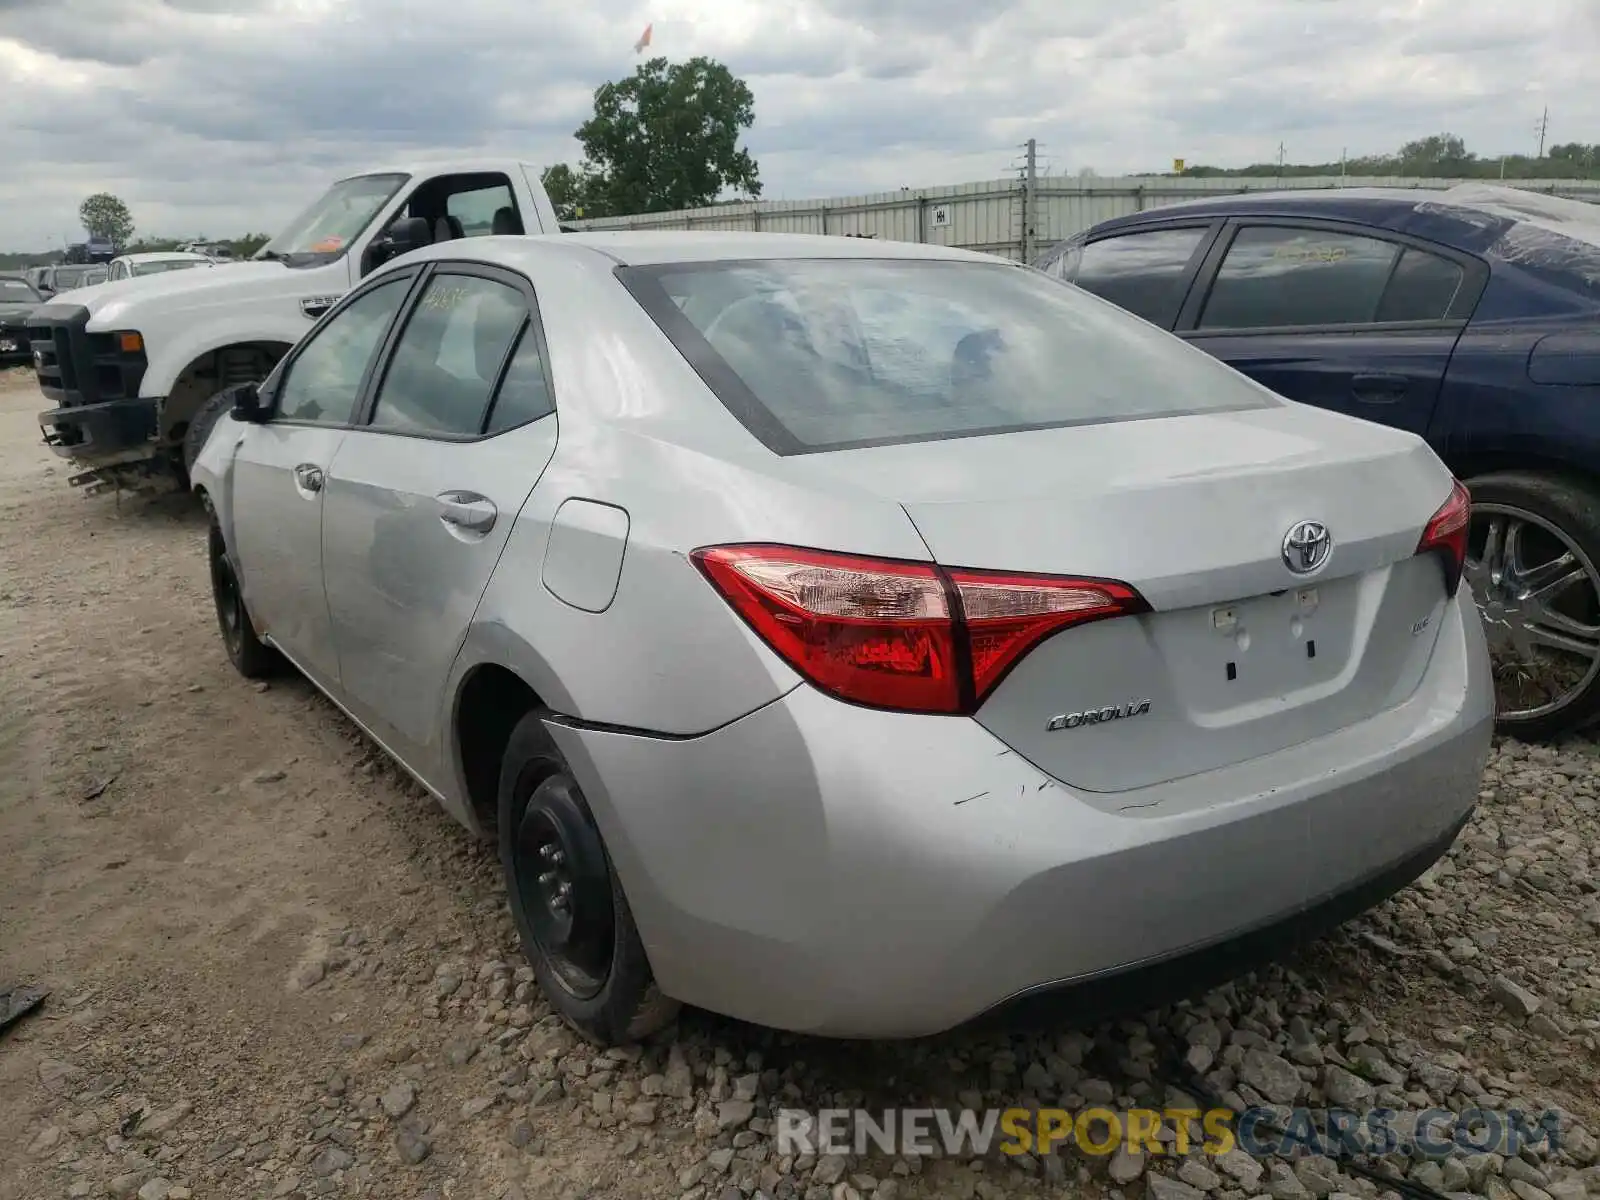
691,544,1147,714
1415,479,1472,597
950,569,1148,702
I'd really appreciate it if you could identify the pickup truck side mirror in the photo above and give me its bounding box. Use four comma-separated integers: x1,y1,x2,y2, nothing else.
230,381,268,423
363,216,431,274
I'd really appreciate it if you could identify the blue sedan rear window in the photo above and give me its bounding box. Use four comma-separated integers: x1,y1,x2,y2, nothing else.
619,258,1278,455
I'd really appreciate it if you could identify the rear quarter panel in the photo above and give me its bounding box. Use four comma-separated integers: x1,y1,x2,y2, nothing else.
457,244,938,736
1433,267,1600,476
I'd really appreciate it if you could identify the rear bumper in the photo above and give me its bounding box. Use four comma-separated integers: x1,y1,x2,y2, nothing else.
548,590,1493,1038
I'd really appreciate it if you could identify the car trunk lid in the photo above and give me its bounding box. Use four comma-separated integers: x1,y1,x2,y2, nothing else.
776,403,1458,794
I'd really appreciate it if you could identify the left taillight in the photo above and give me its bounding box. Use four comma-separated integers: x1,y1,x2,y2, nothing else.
1415,479,1472,598
691,544,1147,715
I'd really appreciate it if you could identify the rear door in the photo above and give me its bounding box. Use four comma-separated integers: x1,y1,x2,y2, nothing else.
1179,220,1487,439
1049,222,1220,330
320,263,559,777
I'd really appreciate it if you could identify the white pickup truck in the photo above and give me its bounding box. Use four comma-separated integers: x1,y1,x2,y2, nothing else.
28,158,560,493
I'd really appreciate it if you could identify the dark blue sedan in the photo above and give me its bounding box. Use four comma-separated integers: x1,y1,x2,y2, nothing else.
1035,184,1600,739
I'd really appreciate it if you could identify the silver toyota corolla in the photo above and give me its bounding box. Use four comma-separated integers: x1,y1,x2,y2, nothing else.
191,231,1494,1044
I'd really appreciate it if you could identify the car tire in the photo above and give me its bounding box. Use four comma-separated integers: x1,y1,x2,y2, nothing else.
184,386,241,480
207,518,279,679
498,711,679,1045
1465,470,1600,740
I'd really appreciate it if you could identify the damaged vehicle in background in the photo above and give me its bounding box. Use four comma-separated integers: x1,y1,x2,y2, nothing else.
0,275,45,365
32,262,108,299
191,231,1491,1043
1036,183,1600,741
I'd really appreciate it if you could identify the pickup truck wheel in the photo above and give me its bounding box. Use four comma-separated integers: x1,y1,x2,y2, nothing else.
1464,471,1600,739
498,712,679,1045
208,519,279,679
184,387,241,480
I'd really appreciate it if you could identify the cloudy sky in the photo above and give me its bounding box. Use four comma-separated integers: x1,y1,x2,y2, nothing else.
2,0,1597,250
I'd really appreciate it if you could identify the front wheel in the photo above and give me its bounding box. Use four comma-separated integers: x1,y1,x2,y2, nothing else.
208,519,279,679
184,386,246,480
1464,471,1600,740
498,712,678,1045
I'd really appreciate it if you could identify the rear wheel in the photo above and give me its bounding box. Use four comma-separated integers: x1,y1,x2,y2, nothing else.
208,519,278,679
497,712,678,1045
1464,471,1600,740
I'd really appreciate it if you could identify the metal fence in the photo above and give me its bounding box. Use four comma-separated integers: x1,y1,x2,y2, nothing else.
569,174,1600,262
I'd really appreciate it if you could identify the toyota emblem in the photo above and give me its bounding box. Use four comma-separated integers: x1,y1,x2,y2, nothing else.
1282,521,1332,575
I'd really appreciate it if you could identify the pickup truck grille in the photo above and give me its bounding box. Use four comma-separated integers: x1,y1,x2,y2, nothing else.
31,303,158,460
28,305,147,408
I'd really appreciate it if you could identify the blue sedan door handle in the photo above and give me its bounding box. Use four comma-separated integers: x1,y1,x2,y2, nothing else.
437,491,497,534
1350,373,1409,403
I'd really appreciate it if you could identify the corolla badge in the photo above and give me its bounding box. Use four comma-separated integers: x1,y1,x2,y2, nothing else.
1046,699,1152,732
1281,520,1332,575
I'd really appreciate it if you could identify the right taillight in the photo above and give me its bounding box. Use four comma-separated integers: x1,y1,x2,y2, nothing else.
691,543,1147,715
1415,479,1471,598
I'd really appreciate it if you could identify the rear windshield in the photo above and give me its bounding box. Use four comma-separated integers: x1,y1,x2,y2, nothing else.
620,257,1276,453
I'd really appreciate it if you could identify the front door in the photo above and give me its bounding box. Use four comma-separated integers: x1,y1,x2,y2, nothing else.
320,265,559,775
229,272,414,687
1181,223,1479,439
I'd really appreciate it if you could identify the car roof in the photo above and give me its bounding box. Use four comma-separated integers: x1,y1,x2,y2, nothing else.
1080,183,1600,258
338,158,528,182
117,251,212,263
396,230,1002,270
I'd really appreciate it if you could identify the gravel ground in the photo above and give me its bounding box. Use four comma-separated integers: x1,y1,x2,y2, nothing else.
2,368,1599,1200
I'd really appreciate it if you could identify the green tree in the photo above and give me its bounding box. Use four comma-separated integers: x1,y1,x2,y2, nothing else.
540,164,592,222
572,56,760,217
1548,142,1598,167
78,193,135,247
1398,133,1473,174
232,232,272,257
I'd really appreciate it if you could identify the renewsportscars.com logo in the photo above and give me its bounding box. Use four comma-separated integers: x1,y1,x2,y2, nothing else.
776,1106,1564,1161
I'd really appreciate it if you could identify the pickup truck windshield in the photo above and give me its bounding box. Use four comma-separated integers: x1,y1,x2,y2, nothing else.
255,173,407,262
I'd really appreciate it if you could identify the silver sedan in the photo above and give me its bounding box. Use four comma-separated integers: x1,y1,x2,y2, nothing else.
190,231,1494,1043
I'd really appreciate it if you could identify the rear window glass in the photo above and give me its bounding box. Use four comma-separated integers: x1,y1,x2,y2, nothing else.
1073,228,1209,326
621,258,1276,454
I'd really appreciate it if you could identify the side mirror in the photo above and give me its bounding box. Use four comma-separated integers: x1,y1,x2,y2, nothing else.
230,381,267,423
374,216,430,264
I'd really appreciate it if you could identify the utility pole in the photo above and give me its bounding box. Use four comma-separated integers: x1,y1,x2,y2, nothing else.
1340,147,1347,186
1022,137,1038,263
1536,106,1549,158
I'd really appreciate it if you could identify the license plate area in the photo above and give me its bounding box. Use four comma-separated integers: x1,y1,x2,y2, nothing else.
1161,581,1356,708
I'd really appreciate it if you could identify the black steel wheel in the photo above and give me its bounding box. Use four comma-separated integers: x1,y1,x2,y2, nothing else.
497,711,679,1044
511,773,615,999
207,519,278,679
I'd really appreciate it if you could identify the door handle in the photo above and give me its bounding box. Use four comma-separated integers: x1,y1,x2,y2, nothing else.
1350,373,1409,403
293,463,324,493
437,491,497,534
